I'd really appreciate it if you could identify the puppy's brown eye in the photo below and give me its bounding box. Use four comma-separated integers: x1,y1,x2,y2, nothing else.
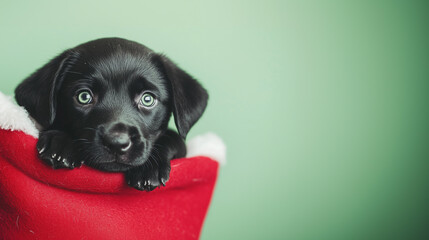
77,91,93,105
140,93,156,108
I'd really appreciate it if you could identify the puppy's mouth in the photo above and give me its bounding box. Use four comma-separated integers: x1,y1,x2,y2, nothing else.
93,142,148,171
73,138,149,172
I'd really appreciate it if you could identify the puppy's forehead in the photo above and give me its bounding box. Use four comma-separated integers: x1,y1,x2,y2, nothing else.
90,51,159,85
74,38,164,88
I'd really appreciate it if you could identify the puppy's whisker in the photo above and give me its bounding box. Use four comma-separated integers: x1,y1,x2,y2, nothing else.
63,70,84,76
73,138,90,142
150,147,162,166
144,156,155,170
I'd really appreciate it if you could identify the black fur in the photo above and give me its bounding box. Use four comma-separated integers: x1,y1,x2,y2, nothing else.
15,38,208,191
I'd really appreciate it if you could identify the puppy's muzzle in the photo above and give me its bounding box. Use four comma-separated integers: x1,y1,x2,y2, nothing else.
100,123,136,155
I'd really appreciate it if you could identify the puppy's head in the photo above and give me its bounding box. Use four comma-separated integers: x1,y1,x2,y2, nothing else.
15,38,208,171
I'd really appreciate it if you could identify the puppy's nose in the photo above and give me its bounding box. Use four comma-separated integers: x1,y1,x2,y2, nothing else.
102,127,132,154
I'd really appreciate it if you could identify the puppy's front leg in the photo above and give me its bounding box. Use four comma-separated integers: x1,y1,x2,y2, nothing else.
37,130,81,169
126,130,186,191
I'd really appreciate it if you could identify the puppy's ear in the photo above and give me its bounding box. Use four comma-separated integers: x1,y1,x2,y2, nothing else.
152,54,208,139
15,50,78,129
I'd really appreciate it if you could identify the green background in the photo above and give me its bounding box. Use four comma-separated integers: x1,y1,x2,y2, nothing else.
1,1,428,239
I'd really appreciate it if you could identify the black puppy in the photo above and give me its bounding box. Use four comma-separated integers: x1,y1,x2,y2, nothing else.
15,38,208,191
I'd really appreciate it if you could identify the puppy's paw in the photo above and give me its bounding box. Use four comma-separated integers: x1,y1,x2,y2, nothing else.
125,164,171,191
37,130,81,169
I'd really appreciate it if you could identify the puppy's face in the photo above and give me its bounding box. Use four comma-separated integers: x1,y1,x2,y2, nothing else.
15,38,208,172
55,47,170,171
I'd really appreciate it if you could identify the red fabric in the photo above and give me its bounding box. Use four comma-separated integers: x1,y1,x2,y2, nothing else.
0,129,219,240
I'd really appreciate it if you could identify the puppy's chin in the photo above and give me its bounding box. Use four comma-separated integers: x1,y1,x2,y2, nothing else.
84,153,148,172
86,161,135,172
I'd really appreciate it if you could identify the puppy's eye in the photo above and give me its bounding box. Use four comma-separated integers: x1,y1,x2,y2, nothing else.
140,92,157,108
76,90,93,105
